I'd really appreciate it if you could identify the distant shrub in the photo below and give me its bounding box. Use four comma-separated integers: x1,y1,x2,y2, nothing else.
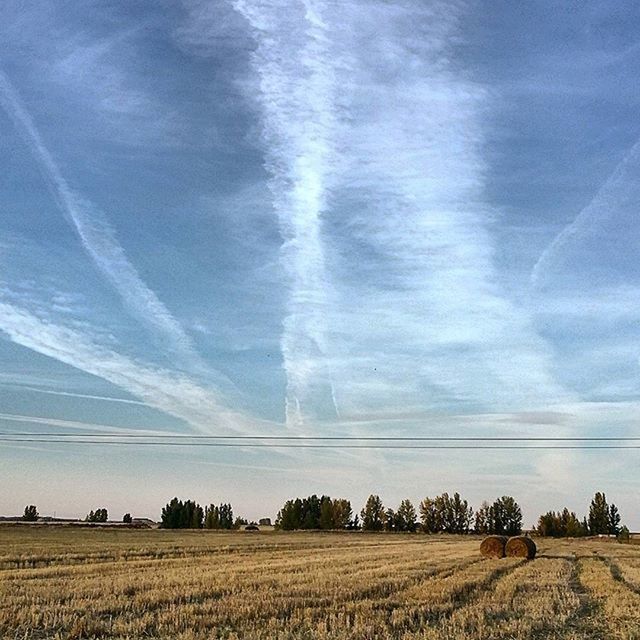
618,525,630,543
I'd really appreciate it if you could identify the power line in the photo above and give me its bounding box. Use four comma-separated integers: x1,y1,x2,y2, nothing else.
2,433,640,441
1,437,640,450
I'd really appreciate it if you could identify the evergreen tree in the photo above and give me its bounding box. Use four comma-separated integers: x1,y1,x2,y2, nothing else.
608,503,621,536
361,494,385,531
588,492,610,535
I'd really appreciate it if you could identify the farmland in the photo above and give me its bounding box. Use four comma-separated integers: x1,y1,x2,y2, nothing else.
1,528,640,639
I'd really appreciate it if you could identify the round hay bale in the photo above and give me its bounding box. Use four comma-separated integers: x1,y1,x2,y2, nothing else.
480,535,508,559
505,536,536,560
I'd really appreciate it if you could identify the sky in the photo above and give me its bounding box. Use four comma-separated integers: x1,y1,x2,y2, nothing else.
1,0,639,527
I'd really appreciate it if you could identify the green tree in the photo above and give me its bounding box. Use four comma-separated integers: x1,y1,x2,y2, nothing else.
396,499,417,532
319,497,334,530
474,501,492,535
331,499,352,529
537,509,586,537
588,492,610,535
122,513,132,524
161,498,182,529
490,496,522,536
420,497,439,533
618,525,630,543
204,504,219,529
275,500,298,530
160,498,202,529
86,508,108,523
608,503,621,536
22,505,38,522
383,508,396,532
361,494,385,531
218,503,233,529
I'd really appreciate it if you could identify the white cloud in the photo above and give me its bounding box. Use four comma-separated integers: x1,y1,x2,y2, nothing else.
0,299,272,435
0,69,203,371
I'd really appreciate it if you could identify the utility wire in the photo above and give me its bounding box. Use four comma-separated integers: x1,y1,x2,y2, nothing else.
1,437,640,450
2,433,640,441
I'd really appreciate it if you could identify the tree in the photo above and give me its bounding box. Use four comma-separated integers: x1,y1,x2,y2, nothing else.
122,513,132,524
420,493,473,534
491,496,522,536
205,504,220,529
588,492,610,535
420,497,439,533
86,508,108,523
474,501,492,535
383,508,397,532
537,509,586,537
275,500,299,530
332,499,353,530
160,498,203,529
301,495,322,529
618,525,630,543
218,503,233,529
361,494,385,531
608,503,621,536
396,499,417,532
22,505,38,522
320,497,334,530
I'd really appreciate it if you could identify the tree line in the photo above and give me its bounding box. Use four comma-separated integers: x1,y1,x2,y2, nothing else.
19,490,628,537
160,498,248,529
537,492,627,538
275,493,523,535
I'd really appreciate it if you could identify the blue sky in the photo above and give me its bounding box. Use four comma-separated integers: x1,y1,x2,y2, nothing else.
1,0,639,526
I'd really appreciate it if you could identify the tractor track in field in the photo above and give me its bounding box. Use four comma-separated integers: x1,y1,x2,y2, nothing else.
559,557,610,639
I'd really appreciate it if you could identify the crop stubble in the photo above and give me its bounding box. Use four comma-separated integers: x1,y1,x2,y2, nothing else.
1,528,640,639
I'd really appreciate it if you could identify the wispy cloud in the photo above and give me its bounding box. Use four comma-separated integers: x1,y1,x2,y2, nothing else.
222,0,570,420
0,384,145,406
0,69,202,370
0,412,168,435
0,299,268,434
232,0,342,427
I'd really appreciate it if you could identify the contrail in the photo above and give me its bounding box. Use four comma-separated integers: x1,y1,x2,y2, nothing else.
233,0,340,427
0,384,145,406
0,69,201,369
532,138,640,287
0,299,269,435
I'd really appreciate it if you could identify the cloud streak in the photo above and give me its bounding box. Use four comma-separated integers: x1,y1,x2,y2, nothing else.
226,0,570,420
0,299,268,435
0,384,145,406
232,0,342,428
0,69,201,370
532,139,640,287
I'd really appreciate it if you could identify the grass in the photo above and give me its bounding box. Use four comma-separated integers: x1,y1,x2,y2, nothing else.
1,528,640,639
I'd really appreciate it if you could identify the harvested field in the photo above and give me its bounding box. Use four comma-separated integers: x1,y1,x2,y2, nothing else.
1,528,640,639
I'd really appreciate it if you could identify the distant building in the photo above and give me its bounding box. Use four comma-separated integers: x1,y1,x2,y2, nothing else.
258,518,272,526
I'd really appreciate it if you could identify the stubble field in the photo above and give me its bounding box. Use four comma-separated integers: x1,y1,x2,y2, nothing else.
1,527,640,639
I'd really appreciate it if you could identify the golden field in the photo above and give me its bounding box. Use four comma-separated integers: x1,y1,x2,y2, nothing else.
1,527,640,639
